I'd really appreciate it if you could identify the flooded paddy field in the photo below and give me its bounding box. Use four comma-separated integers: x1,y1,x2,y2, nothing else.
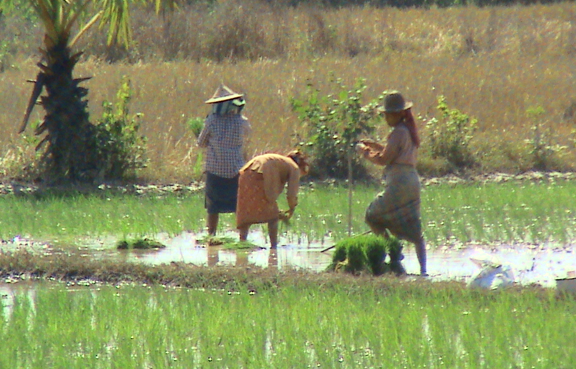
2,230,576,366
2,228,575,289
1,174,576,294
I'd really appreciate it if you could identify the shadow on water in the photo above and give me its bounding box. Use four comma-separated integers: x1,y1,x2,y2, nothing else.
2,229,576,288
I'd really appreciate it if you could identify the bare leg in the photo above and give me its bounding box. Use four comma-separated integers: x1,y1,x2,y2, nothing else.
268,219,279,249
238,224,250,242
207,244,219,267
268,248,278,269
415,236,427,276
207,213,219,236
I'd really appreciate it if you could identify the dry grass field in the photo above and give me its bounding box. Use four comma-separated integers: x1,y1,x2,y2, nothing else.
1,2,576,182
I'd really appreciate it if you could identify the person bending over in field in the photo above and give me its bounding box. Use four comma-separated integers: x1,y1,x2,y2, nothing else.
356,91,427,276
197,85,251,236
236,150,309,248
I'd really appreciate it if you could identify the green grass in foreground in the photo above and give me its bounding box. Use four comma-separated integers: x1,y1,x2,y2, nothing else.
0,283,574,368
0,180,575,247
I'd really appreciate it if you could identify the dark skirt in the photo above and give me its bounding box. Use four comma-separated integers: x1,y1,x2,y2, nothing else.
204,172,239,214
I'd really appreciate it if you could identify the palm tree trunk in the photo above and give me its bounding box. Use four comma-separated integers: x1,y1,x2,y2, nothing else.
35,40,99,182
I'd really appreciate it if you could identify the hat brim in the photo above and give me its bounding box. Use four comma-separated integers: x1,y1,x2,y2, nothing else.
377,101,413,113
205,93,244,104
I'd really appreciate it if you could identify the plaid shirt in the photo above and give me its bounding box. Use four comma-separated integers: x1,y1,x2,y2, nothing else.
197,113,251,178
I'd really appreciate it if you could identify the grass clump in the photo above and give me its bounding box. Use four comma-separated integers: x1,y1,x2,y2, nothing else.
116,237,165,250
222,241,261,250
197,235,237,247
197,235,260,249
327,233,404,276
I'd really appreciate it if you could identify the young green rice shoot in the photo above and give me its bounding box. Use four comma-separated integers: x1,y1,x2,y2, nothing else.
0,282,574,367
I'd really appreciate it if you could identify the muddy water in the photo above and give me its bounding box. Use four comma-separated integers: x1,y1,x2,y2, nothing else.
88,231,576,288
113,230,576,288
2,230,576,288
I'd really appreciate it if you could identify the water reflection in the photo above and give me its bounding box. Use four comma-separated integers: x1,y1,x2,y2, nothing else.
0,282,37,320
115,231,576,287
1,231,575,288
404,244,576,288
124,230,334,272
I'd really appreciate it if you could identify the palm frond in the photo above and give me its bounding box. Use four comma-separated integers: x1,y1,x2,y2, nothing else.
63,0,94,45
100,0,132,46
32,0,65,48
154,0,180,15
70,10,102,48
20,73,46,134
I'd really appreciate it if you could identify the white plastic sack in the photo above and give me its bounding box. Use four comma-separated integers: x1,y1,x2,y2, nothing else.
467,255,516,290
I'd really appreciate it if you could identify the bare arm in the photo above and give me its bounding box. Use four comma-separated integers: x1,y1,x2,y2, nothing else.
285,166,300,210
357,130,404,166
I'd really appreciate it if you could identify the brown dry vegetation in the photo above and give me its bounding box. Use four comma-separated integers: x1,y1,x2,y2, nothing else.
1,2,576,182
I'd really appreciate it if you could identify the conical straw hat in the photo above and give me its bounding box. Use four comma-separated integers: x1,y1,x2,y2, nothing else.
205,85,244,104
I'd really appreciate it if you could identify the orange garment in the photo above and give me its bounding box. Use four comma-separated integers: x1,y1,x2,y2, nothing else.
239,153,301,209
236,170,278,227
364,123,418,167
236,154,301,228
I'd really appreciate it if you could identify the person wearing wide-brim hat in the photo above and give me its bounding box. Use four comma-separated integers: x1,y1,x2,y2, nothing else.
197,84,251,236
356,91,428,276
236,150,310,248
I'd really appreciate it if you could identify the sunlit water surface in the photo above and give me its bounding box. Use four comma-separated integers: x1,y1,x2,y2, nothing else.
2,229,575,290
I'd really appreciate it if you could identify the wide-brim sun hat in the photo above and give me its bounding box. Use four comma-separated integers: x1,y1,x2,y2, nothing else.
205,84,244,104
378,91,413,113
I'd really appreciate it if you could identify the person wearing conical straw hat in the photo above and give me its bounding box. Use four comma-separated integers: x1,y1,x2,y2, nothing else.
356,91,427,276
197,84,251,236
236,150,309,248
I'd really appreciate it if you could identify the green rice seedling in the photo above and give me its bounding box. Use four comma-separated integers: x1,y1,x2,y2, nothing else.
327,233,399,275
1,281,576,368
222,240,261,250
295,183,375,241
384,232,406,275
344,242,366,274
186,117,204,138
421,179,576,247
331,244,347,264
364,238,387,275
197,235,237,246
116,237,165,250
0,191,207,241
0,178,575,250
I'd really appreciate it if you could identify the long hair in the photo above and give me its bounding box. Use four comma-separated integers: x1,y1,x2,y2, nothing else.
403,108,420,148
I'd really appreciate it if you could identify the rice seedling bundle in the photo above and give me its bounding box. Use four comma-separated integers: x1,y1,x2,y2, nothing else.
327,233,404,275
